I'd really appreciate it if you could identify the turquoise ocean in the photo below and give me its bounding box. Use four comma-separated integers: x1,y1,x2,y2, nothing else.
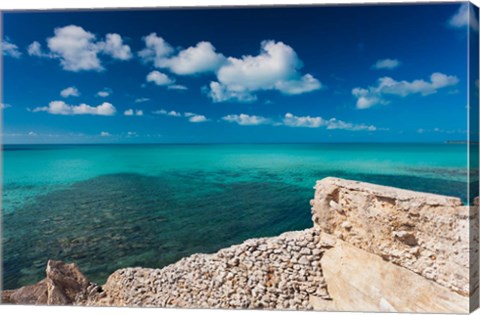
2,143,468,289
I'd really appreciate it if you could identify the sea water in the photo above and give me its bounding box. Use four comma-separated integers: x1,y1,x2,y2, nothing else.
1,143,468,289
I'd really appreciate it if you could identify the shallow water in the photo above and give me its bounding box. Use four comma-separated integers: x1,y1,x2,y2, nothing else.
2,143,469,289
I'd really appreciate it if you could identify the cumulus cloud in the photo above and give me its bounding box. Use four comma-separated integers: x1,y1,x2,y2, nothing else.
273,74,321,95
183,112,208,123
146,70,175,86
283,114,374,130
153,109,182,117
138,34,224,75
153,109,208,122
372,58,400,70
283,113,376,131
449,3,479,31
138,33,174,67
134,97,150,103
127,131,138,137
326,119,377,131
352,72,459,109
138,36,321,101
1,103,12,109
2,38,22,58
208,82,257,103
283,112,325,128
124,109,144,116
28,41,44,56
30,25,132,71
222,114,271,126
221,112,377,131
100,131,111,137
60,86,80,98
97,33,132,60
167,84,188,90
417,127,466,135
27,41,54,58
33,100,116,116
164,41,226,75
97,88,112,98
46,25,103,71
208,40,321,102
188,114,208,123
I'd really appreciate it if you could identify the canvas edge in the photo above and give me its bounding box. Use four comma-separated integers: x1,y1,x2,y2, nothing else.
468,1,480,313
0,9,5,300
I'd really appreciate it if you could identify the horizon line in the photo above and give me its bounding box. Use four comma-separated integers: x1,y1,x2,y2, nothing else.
1,141,472,146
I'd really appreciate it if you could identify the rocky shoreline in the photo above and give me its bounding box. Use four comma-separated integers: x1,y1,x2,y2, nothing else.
2,177,477,312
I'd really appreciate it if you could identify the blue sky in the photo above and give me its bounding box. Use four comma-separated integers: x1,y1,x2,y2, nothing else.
1,3,477,143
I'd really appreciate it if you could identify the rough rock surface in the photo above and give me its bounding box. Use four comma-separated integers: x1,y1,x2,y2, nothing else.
1,260,98,305
311,234,468,313
81,228,332,310
311,177,471,296
2,280,49,305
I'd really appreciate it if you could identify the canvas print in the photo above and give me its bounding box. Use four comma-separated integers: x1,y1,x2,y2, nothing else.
0,2,479,313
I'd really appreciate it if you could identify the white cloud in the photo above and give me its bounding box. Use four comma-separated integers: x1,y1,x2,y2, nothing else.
352,72,459,109
449,3,479,31
152,109,167,115
138,37,320,101
167,84,188,90
283,112,325,128
283,113,376,131
208,40,321,102
0,103,11,109
28,41,43,56
31,25,132,71
153,109,182,117
326,118,377,131
274,74,321,95
138,33,174,67
153,109,207,122
138,34,224,76
100,131,111,137
33,100,116,116
47,25,103,71
127,131,138,137
2,38,22,58
351,88,388,109
97,88,112,98
221,112,377,131
27,41,54,58
60,86,80,98
164,41,225,75
222,114,270,126
28,131,38,136
188,114,208,123
97,33,132,60
134,97,150,103
208,82,257,103
124,109,144,116
372,58,400,70
167,110,181,117
146,70,175,86
417,127,466,135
